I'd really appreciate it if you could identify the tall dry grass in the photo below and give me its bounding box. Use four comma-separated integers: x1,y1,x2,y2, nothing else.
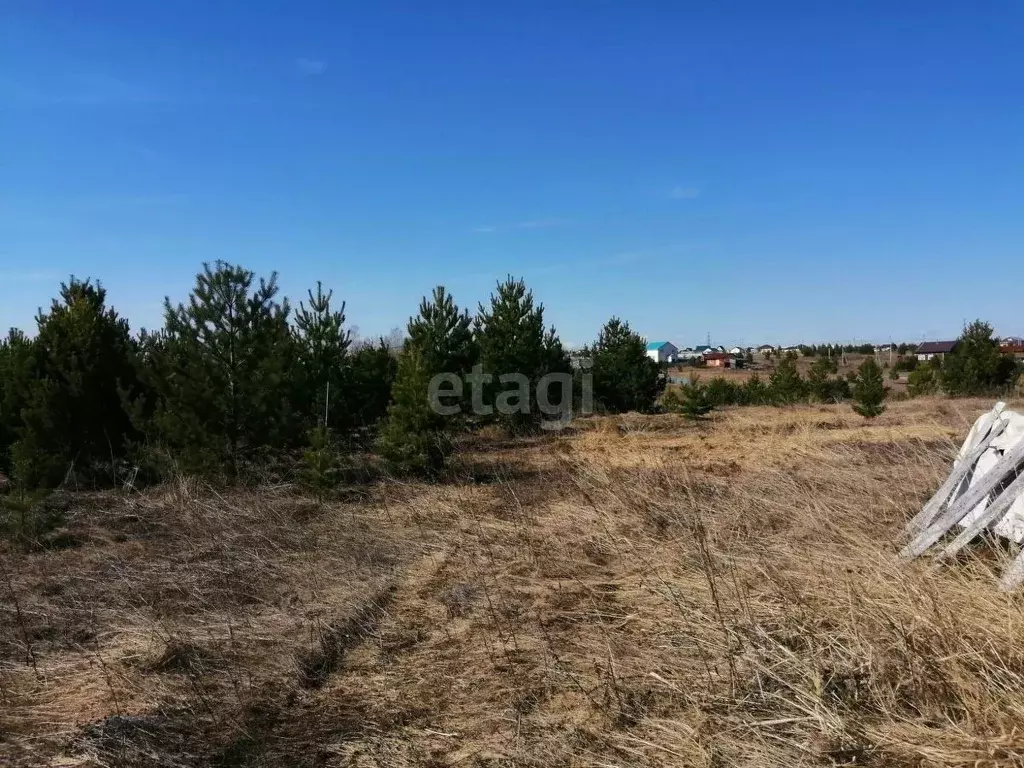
3,398,1024,766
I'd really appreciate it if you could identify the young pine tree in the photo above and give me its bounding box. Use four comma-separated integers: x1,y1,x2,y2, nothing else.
294,282,351,434
149,262,299,477
376,287,476,476
668,381,714,420
0,329,36,477
299,425,340,498
852,358,887,418
473,276,570,432
907,365,938,397
743,373,771,405
17,279,142,487
941,320,1019,396
769,353,807,405
406,286,476,377
591,318,664,413
347,341,398,435
376,347,451,477
807,355,839,403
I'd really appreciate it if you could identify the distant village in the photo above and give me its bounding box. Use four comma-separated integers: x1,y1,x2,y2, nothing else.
565,336,1024,376
642,337,1024,368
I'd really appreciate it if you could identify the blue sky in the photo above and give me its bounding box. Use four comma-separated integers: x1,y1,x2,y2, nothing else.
2,1,1022,348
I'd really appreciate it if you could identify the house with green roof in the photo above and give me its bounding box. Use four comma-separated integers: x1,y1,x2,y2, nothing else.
645,340,679,364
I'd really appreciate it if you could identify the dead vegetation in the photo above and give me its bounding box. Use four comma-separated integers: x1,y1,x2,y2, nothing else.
4,397,1024,766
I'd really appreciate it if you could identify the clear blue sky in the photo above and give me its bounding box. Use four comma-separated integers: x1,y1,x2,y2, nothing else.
2,1,1022,348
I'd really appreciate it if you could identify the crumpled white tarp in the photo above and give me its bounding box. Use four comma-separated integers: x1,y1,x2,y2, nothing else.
953,403,1024,542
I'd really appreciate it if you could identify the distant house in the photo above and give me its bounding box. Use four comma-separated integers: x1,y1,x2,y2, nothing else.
1001,337,1024,357
757,344,776,354
568,352,592,369
729,346,744,356
646,341,679,364
917,341,957,362
676,347,702,361
704,352,734,368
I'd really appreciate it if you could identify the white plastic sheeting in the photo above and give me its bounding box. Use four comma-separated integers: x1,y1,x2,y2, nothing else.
954,405,1024,542
902,402,1024,590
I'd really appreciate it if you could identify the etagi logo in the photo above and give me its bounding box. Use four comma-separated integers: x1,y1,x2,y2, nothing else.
427,361,593,430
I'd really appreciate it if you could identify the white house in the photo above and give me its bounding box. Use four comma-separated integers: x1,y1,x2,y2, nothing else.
916,340,957,362
646,341,679,364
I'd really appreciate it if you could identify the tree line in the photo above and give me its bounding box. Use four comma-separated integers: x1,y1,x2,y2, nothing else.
0,262,1018,492
0,263,665,488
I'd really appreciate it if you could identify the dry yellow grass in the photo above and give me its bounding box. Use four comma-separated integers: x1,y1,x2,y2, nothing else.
3,397,1024,766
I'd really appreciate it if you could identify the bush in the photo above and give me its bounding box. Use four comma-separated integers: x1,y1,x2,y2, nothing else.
299,427,340,498
704,377,743,407
907,366,938,397
743,374,771,405
664,382,714,420
893,355,918,372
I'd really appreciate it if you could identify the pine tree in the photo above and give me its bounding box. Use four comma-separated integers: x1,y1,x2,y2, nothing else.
852,358,887,418
16,279,142,487
375,287,477,476
0,329,35,476
941,320,1019,396
376,347,451,477
149,262,299,477
666,381,714,420
473,276,570,432
907,365,938,397
591,319,664,413
294,282,351,434
299,426,340,498
769,353,807,405
807,356,839,403
406,286,476,377
347,341,398,436
743,373,771,405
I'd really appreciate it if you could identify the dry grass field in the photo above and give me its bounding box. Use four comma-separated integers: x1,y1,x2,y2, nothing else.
4,397,1024,767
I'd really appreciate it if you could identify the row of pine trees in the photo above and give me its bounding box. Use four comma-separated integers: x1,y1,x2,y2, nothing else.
1,261,1017,490
0,262,666,487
